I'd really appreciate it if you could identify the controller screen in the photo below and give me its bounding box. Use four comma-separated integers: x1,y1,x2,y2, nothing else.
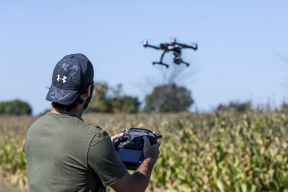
117,149,143,163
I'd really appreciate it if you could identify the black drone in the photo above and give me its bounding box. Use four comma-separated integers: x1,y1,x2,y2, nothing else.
143,37,198,68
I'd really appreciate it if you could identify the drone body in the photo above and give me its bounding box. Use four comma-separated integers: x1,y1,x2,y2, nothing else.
143,38,198,68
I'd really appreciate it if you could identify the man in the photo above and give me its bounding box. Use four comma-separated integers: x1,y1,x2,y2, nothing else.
24,53,160,192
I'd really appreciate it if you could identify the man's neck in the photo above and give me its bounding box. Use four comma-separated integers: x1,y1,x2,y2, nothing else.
50,107,83,118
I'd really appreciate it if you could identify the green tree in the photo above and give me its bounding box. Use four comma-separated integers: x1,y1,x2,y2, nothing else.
88,82,140,113
89,82,112,112
110,96,140,113
216,101,253,112
0,99,32,115
143,83,193,113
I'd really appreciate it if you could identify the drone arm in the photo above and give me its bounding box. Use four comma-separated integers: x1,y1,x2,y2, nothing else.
178,43,198,50
144,44,161,50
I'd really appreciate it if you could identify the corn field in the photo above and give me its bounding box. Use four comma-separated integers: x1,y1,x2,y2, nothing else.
1,110,288,191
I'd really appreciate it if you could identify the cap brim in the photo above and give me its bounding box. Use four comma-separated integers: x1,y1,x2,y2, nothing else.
46,84,81,105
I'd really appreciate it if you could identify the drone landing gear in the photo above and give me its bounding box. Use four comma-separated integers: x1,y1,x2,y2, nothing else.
152,51,169,68
180,61,190,67
152,62,169,68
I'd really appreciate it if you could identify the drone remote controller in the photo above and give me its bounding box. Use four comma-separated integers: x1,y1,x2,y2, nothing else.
115,128,162,170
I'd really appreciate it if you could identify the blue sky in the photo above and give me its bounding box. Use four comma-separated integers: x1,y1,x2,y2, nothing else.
1,0,288,115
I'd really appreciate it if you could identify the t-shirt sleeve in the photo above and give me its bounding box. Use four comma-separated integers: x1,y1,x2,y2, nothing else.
88,130,127,186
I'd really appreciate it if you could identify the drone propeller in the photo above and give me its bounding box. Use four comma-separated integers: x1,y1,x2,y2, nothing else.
171,37,177,44
190,42,198,50
166,36,178,44
139,39,153,47
143,40,148,47
166,36,178,39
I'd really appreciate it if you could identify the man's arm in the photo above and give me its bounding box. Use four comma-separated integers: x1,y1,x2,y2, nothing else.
111,136,160,192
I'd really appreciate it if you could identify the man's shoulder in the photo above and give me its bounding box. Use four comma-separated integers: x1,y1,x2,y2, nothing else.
28,112,104,137
89,127,111,144
82,123,105,136
63,115,104,137
25,112,106,150
27,113,50,130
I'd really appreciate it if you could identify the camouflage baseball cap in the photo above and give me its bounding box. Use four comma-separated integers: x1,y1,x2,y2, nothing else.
46,53,94,105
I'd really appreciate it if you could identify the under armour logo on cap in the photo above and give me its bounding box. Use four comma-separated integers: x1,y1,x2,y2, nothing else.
57,75,67,83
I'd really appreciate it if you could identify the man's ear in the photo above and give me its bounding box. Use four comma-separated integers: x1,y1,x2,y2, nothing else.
87,85,92,97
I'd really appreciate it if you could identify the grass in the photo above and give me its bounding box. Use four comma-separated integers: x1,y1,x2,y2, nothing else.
1,110,288,191
0,181,22,192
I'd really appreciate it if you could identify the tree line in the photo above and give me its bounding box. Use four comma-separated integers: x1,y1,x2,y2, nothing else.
2,82,285,116
0,82,193,115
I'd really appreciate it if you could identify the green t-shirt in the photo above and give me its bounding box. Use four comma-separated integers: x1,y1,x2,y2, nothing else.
24,112,127,192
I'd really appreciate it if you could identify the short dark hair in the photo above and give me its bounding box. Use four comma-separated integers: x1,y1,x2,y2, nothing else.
52,82,94,112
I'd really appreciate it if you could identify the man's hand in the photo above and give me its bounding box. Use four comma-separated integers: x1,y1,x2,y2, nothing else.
111,133,124,144
111,135,160,192
143,136,160,162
